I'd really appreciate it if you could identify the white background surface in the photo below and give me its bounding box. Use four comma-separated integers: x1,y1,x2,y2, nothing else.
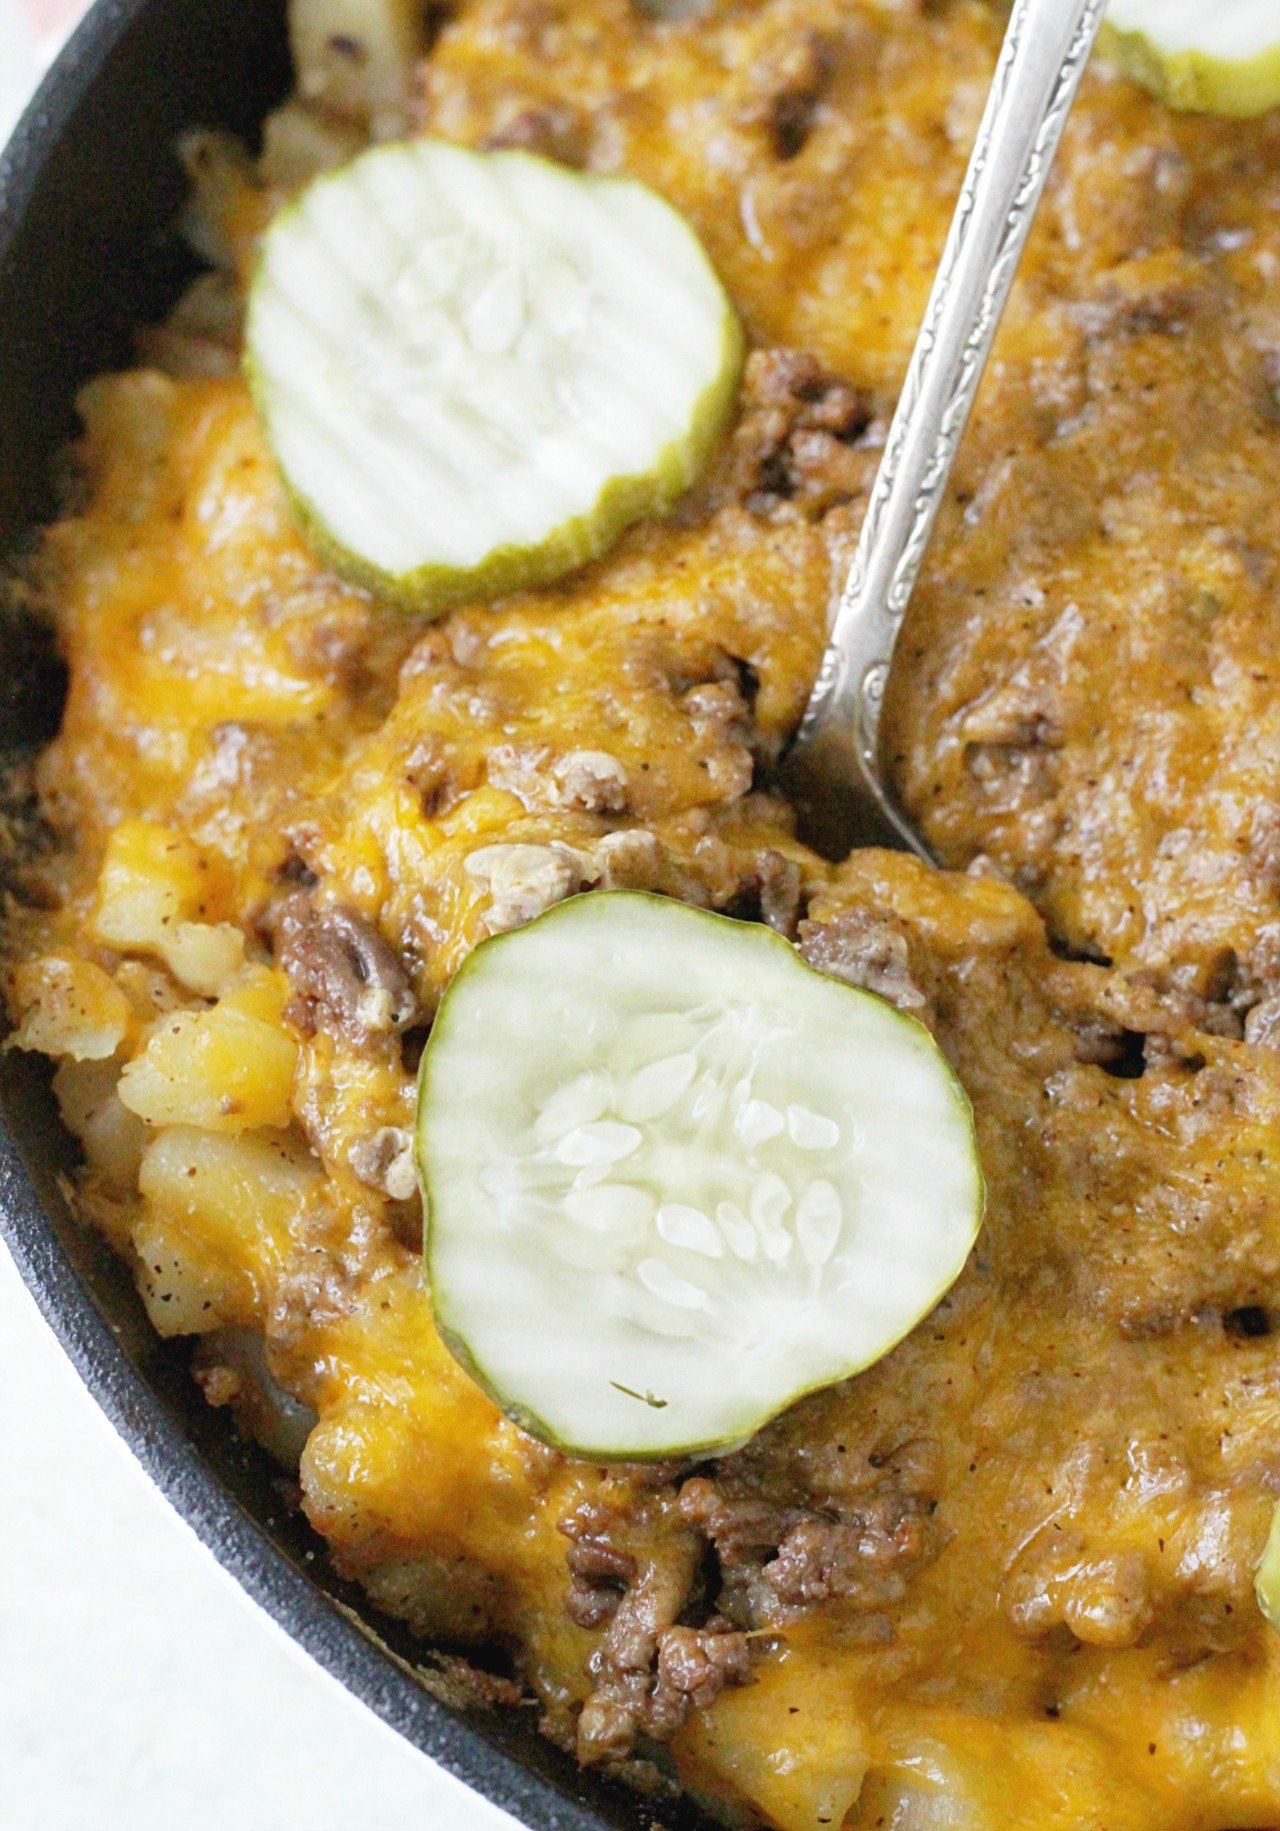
0,8,518,1828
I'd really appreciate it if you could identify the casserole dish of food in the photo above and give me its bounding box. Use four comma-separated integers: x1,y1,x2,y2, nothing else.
5,3,1280,1828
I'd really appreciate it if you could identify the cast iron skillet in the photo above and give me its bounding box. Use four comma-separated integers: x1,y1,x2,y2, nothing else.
0,7,708,1826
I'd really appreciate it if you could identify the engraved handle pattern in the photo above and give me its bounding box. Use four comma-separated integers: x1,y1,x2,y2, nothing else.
788,0,1108,857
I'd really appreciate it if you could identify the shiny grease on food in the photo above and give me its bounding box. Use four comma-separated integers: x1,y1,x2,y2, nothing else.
7,2,1280,1827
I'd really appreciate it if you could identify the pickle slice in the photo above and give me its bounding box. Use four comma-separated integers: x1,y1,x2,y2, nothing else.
1257,1502,1280,1629
1103,0,1280,116
416,893,985,1460
245,139,744,614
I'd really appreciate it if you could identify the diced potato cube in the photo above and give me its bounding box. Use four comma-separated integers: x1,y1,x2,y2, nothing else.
114,959,190,1023
53,1058,149,1195
138,326,239,382
71,371,183,528
261,99,365,190
118,1003,298,1132
91,821,215,951
161,921,246,998
218,963,292,1027
178,130,263,275
89,822,247,994
136,1127,320,1333
290,0,425,134
169,270,245,347
6,953,132,1061
676,1647,869,1831
194,1328,318,1468
138,272,246,380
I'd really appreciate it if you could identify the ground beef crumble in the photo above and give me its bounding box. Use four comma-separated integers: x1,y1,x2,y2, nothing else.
678,1453,938,1630
559,1480,758,1766
798,904,930,1014
559,1430,941,1765
719,348,876,518
268,892,417,1043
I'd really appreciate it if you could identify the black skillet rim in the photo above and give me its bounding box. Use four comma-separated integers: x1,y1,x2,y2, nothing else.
0,10,673,1829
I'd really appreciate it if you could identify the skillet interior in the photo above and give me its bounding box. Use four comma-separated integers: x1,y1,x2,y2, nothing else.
0,7,713,1825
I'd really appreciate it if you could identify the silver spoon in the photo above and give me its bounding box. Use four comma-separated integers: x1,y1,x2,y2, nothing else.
780,0,1108,860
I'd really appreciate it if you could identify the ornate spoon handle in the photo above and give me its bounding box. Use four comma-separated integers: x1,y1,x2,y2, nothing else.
783,0,1108,859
